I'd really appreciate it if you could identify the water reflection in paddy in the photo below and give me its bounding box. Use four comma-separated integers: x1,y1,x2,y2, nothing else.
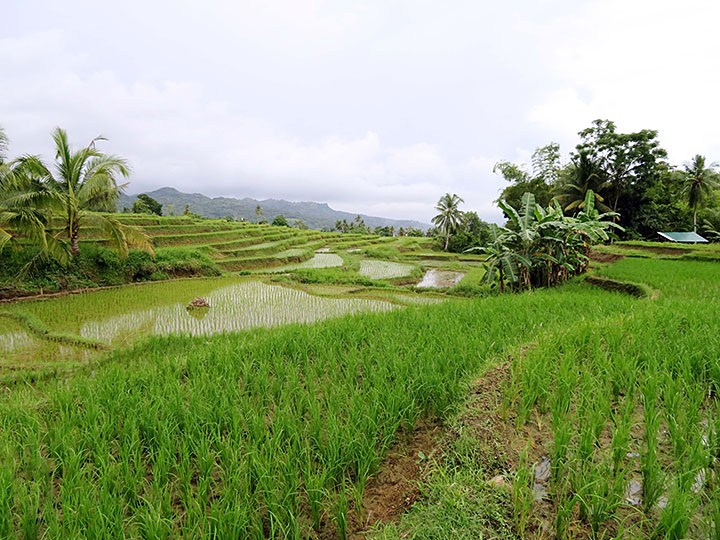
80,280,394,344
417,269,465,288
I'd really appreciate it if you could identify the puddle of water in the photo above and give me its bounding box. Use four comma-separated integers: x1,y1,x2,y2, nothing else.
358,260,415,280
417,269,465,288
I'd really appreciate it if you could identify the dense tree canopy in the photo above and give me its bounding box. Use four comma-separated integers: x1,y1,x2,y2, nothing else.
133,194,163,216
493,119,718,240
271,214,289,227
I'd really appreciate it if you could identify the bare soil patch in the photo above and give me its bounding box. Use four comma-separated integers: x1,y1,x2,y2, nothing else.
589,251,626,264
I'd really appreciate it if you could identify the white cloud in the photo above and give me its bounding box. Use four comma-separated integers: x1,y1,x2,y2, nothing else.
2,1,720,225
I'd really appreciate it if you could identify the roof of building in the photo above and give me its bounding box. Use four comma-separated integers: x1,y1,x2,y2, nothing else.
658,231,709,243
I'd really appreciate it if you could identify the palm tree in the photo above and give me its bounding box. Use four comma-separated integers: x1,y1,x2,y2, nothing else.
17,128,152,256
0,125,8,165
432,193,464,250
1,127,67,261
680,155,719,232
555,152,612,214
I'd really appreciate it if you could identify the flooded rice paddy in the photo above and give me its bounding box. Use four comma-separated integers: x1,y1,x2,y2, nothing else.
358,259,416,280
0,277,394,361
271,252,343,271
417,269,465,288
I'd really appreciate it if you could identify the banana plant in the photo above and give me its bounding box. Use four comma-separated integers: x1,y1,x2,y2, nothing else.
470,190,622,291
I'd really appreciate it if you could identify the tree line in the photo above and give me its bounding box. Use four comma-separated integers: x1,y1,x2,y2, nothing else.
494,119,719,236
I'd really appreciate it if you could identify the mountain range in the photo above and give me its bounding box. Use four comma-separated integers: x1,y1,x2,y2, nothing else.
117,188,431,231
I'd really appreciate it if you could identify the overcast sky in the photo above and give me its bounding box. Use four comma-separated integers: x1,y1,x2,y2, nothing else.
2,0,719,223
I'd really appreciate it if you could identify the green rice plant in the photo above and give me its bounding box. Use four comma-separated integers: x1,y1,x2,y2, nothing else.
511,447,534,537
550,352,576,486
610,392,635,475
332,483,349,540
357,259,416,280
654,483,697,540
641,376,665,512
576,456,626,537
555,489,576,540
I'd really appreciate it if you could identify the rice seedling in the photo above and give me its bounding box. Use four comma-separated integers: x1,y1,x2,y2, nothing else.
511,447,535,537
357,259,416,280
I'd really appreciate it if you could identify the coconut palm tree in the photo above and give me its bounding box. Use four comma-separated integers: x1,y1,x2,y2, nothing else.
432,193,465,251
680,155,719,232
1,127,68,261
555,152,612,214
17,128,152,256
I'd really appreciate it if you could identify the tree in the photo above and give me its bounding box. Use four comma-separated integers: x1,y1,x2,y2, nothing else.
0,163,69,263
132,199,152,214
469,191,622,291
432,193,464,251
293,220,308,230
554,152,612,213
17,128,152,257
574,119,668,234
255,204,263,221
679,155,719,232
183,204,190,216
135,194,162,216
494,143,561,210
271,214,289,227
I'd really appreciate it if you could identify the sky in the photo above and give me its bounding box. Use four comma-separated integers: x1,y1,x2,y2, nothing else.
2,0,719,224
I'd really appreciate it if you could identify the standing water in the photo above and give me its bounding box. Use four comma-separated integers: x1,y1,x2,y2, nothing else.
417,269,464,288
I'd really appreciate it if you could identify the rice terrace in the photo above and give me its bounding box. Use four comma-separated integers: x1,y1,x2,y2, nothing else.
3,3,720,536
1,121,719,540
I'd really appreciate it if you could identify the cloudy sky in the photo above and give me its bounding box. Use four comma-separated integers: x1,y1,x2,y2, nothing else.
2,0,719,223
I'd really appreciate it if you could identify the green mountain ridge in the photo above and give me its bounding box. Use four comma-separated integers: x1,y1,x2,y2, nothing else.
118,187,431,231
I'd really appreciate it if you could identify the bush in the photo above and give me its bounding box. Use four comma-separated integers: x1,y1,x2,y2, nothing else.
0,244,221,297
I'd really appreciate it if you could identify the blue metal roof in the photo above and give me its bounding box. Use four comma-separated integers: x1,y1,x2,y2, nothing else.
658,231,709,243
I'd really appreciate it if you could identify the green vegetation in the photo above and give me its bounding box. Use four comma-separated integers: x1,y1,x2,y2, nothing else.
431,193,464,250
0,273,639,538
373,258,720,539
495,118,720,240
0,245,220,296
473,191,620,291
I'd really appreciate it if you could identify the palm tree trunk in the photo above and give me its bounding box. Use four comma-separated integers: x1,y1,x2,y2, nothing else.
444,230,450,251
693,210,698,233
498,266,504,293
69,216,80,256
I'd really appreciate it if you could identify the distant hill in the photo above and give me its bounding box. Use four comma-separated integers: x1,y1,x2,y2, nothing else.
117,187,431,231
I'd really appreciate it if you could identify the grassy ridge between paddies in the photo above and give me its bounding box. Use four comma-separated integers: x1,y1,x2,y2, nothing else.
0,280,638,539
374,258,720,540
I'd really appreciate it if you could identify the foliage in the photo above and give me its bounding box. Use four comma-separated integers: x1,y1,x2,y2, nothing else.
10,127,152,258
0,244,220,293
133,193,162,216
472,191,621,291
271,214,289,227
494,143,560,209
554,151,612,213
335,215,371,234
678,154,719,231
432,193,465,251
